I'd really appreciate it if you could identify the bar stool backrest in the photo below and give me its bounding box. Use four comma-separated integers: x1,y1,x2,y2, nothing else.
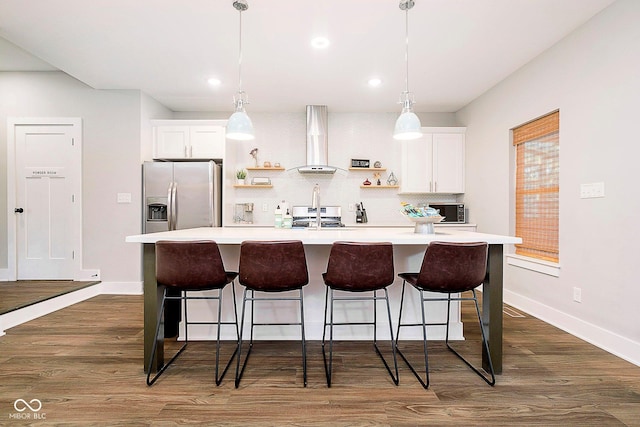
156,240,229,290
416,241,488,293
239,240,309,291
324,241,394,292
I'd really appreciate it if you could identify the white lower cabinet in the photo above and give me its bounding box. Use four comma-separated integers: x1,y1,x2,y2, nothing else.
399,127,465,194
152,122,225,160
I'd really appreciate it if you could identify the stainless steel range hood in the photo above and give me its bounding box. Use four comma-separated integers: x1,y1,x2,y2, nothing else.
297,105,337,174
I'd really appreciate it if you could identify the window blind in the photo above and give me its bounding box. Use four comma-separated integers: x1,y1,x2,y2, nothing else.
513,111,559,262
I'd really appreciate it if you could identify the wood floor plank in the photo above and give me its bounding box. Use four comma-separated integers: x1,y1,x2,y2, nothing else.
0,280,100,314
1,294,639,425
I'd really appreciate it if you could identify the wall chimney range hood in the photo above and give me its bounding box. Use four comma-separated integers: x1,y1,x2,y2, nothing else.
297,105,337,174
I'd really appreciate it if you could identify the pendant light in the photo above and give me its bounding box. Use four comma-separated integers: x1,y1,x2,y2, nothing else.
393,0,423,141
226,0,255,141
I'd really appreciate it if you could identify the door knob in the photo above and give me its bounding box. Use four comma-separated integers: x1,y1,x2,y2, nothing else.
14,208,24,213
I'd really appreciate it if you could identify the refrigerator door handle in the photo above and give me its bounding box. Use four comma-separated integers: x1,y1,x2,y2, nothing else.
171,182,178,230
208,161,214,227
167,183,174,230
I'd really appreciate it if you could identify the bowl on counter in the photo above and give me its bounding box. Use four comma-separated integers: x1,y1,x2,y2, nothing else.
404,215,445,234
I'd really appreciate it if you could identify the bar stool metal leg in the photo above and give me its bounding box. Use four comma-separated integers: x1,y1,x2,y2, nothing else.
444,290,496,386
322,288,399,387
147,289,188,386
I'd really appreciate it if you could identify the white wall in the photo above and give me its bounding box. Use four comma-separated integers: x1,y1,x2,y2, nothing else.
0,71,168,284
457,0,640,364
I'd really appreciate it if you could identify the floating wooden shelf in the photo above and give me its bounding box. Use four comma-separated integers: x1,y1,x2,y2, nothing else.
233,184,273,188
360,185,399,189
349,167,387,172
246,167,285,171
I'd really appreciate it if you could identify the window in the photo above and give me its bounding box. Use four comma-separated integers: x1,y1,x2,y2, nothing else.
513,111,559,263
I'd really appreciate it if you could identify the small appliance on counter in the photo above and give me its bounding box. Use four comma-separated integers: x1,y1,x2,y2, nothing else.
428,203,466,223
292,206,344,228
234,203,254,224
355,202,368,223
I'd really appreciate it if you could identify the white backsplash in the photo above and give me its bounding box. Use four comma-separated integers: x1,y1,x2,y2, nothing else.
224,111,460,226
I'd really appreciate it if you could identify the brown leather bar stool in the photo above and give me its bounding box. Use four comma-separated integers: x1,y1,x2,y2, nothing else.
396,241,495,388
235,240,309,387
322,241,399,387
146,240,239,386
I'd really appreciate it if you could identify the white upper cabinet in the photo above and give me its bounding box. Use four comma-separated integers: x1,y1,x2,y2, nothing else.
399,127,465,194
152,121,225,160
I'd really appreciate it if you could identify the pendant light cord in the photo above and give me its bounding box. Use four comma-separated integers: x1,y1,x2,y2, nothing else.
238,9,243,93
404,8,409,94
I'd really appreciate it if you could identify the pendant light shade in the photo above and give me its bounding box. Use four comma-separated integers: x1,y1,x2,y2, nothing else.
226,92,254,140
226,0,255,141
394,112,422,140
393,0,422,141
226,111,254,141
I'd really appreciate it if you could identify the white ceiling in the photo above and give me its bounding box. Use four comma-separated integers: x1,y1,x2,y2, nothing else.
0,0,615,113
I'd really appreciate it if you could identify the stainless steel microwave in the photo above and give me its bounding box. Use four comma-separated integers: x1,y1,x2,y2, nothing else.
429,203,466,223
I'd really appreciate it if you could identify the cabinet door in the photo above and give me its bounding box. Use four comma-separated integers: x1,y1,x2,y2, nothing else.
190,126,225,159
432,133,464,194
153,126,189,159
400,134,434,193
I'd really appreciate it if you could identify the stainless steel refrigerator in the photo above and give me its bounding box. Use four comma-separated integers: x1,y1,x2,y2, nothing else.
143,161,222,233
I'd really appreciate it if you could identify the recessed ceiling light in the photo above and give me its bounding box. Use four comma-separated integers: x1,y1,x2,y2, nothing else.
207,77,221,87
368,78,382,87
311,37,330,49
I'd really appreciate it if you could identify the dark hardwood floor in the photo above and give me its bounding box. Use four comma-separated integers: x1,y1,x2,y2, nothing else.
0,293,638,425
0,280,100,314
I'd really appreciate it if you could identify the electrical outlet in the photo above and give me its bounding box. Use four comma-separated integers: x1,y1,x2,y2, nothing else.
573,287,582,303
348,203,356,212
262,203,268,212
580,182,605,199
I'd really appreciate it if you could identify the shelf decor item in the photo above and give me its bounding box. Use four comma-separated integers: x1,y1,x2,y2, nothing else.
249,147,258,167
387,171,398,186
351,158,370,168
373,172,382,185
236,169,247,185
251,177,271,185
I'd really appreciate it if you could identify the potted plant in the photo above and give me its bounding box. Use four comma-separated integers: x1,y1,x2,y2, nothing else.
236,169,247,185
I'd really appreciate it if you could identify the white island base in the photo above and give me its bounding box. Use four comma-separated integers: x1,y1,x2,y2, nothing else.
126,226,520,374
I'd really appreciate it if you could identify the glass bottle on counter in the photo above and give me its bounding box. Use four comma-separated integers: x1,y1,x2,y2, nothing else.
274,205,283,228
282,209,292,229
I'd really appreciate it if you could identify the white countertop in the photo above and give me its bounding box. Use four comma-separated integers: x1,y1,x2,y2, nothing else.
126,226,521,245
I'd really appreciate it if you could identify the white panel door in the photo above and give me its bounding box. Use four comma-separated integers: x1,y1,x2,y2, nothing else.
14,125,77,279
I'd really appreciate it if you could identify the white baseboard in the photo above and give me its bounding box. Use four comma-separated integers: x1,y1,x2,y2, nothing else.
504,289,640,367
99,281,143,295
0,284,101,336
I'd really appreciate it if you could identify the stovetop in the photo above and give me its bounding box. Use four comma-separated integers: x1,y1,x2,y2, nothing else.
292,206,344,228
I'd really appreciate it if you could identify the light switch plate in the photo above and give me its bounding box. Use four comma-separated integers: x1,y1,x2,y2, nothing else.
580,182,605,199
117,192,132,203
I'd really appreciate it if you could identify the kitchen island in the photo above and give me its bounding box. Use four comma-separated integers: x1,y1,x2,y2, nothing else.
126,227,521,374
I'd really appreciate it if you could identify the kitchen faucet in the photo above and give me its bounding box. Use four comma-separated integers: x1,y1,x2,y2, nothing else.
311,183,321,230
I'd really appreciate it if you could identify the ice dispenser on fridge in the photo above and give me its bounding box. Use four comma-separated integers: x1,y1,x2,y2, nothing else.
146,197,168,222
